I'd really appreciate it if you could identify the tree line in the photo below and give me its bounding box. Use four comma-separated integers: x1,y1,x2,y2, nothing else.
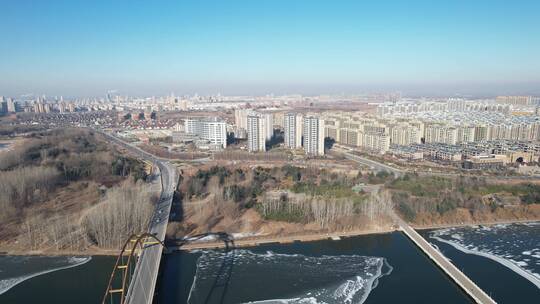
0,128,156,251
259,190,393,228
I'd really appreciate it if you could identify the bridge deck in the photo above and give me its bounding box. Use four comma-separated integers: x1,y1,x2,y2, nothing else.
400,222,496,304
100,131,177,304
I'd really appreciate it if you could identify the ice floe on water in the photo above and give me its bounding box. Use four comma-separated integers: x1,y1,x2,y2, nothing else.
0,256,91,296
187,249,392,304
430,222,540,288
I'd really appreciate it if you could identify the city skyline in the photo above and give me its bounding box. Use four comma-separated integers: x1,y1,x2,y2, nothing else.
1,1,540,97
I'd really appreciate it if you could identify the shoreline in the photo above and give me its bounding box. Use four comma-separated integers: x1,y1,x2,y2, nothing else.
2,218,539,256
0,248,118,257
176,226,397,251
413,218,540,231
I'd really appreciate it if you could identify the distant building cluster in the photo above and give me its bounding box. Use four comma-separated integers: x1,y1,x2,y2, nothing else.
281,113,325,156
4,90,540,172
321,112,394,154
388,111,540,143
391,140,540,169
314,96,540,156
0,95,103,115
377,96,540,117
234,109,325,155
495,96,540,106
0,96,18,114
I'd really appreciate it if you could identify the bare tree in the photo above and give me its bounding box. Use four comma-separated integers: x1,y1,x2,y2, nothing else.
82,180,156,249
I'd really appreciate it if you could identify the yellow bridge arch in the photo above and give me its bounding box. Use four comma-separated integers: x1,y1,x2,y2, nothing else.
102,233,166,304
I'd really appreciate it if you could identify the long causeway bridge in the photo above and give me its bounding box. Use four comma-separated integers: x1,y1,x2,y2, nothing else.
395,215,497,304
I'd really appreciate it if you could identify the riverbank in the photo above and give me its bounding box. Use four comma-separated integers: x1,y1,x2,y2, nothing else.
177,225,397,251
2,217,539,256
176,217,540,251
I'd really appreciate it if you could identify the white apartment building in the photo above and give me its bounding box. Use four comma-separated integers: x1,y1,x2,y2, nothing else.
273,112,285,128
362,132,390,153
234,108,251,130
235,109,273,140
6,98,16,113
361,124,391,153
261,112,274,140
391,124,422,146
321,113,391,153
184,117,227,148
424,124,458,145
456,125,475,143
247,115,266,152
284,113,303,149
302,116,325,156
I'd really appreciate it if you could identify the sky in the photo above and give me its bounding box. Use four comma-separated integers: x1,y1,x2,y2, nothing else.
1,0,539,97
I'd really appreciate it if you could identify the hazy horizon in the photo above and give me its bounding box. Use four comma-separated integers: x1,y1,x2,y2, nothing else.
2,1,539,97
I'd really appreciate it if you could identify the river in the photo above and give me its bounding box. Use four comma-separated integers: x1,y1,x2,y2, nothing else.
156,232,471,304
1,224,539,303
423,221,540,303
0,255,114,304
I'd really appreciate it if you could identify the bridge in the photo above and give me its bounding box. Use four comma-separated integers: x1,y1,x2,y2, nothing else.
97,130,178,304
394,214,497,304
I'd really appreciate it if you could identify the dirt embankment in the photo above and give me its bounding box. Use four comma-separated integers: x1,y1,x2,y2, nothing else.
411,204,540,227
167,191,394,244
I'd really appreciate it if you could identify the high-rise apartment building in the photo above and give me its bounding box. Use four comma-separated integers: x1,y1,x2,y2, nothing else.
234,109,252,130
6,98,16,113
184,117,227,148
247,115,266,152
391,124,422,146
261,112,274,140
302,116,325,156
236,109,273,140
362,132,390,153
424,124,458,145
0,96,6,114
284,113,303,149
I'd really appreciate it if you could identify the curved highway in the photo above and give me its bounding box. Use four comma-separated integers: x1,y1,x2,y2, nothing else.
97,130,178,304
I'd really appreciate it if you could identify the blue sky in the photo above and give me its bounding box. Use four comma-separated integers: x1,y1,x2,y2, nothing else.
1,0,539,97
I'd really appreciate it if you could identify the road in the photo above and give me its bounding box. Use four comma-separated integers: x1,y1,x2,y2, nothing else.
97,130,178,304
332,147,540,180
394,214,497,304
332,147,405,177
